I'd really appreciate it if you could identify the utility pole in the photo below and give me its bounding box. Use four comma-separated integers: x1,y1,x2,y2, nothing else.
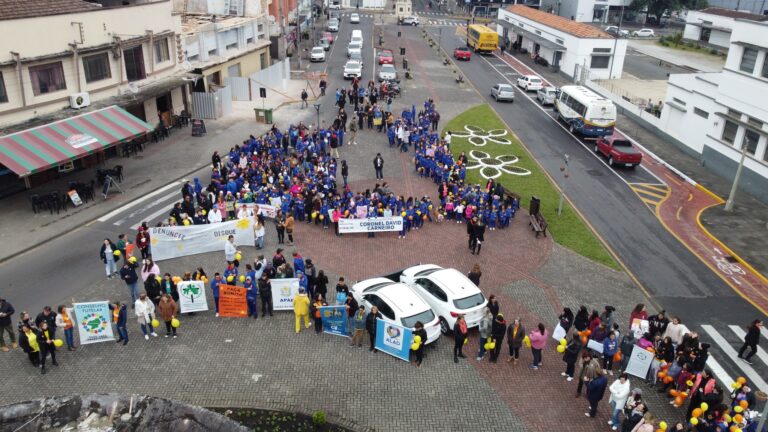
607,4,624,80
724,142,748,212
557,154,570,216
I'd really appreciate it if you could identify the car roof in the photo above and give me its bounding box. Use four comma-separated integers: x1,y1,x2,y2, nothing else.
497,83,513,88
426,269,482,298
352,278,431,315
380,49,393,54
312,46,324,51
402,264,442,278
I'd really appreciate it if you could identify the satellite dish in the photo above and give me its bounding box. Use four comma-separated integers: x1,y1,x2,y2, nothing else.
182,60,193,71
127,82,139,94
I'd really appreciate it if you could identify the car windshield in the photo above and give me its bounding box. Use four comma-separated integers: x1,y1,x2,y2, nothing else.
312,48,324,54
401,309,435,328
381,65,395,72
453,293,485,310
530,78,542,83
456,47,468,51
499,85,513,91
350,52,362,60
612,139,632,147
345,62,361,70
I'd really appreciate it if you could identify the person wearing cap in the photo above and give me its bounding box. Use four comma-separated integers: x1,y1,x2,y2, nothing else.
244,276,258,319
292,287,311,334
0,298,17,352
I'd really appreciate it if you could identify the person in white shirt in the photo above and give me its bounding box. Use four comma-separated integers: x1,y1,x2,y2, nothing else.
224,235,238,265
208,207,223,224
608,373,631,430
236,204,253,220
444,131,452,146
134,293,158,340
254,217,265,249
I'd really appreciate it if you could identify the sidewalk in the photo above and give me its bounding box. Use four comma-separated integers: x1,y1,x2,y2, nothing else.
0,84,316,263
498,50,768,289
628,40,725,72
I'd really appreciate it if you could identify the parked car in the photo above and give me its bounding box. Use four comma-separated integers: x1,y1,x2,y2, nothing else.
536,86,558,105
632,28,655,37
399,264,487,335
351,278,442,344
319,37,331,51
378,64,398,81
377,49,394,65
453,46,471,61
350,12,360,23
343,60,362,79
323,31,335,44
595,132,643,168
604,26,629,37
402,15,419,26
491,83,515,102
329,10,340,20
327,18,339,32
310,46,326,62
328,1,340,9
517,75,543,91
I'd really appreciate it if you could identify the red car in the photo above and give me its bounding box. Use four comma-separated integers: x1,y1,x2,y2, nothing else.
595,132,642,168
377,49,394,65
323,31,334,44
454,46,471,61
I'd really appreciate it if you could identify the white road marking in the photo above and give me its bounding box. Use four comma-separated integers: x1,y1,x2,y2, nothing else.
762,326,768,340
97,181,180,222
251,373,263,382
729,325,768,367
129,205,174,230
701,324,768,392
705,356,735,389
112,191,180,226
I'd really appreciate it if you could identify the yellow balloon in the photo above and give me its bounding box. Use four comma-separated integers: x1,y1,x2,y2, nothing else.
113,250,121,256
171,318,180,328
734,406,743,413
413,335,422,344
488,342,496,350
227,275,234,282
183,219,191,226
556,345,566,353
659,421,667,430
239,275,246,283
235,253,242,261
128,256,137,263
463,338,468,345
724,414,731,423
690,418,698,426
151,319,160,328
53,339,63,347
201,276,209,283
484,343,491,350
411,343,419,351
401,212,406,217
155,276,162,283
560,338,567,345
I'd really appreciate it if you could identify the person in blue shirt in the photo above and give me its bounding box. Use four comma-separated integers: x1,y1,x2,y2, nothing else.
109,301,129,346
244,276,258,319
210,273,223,317
602,332,618,375
223,263,238,283
293,252,305,275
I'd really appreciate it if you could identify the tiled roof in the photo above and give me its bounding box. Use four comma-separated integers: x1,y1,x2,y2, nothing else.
0,0,102,21
696,7,768,21
503,5,613,39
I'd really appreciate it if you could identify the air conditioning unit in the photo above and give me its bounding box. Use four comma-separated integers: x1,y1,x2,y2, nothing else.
70,92,91,109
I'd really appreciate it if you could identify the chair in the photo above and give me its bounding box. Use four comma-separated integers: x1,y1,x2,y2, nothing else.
29,194,42,214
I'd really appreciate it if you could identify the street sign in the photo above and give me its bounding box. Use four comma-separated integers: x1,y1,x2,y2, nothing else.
259,87,267,98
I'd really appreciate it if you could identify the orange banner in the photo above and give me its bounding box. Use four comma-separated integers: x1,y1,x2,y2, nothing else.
218,284,247,318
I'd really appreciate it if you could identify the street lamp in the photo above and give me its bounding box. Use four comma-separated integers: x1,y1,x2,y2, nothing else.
313,103,321,130
607,4,624,80
724,141,748,212
557,154,570,216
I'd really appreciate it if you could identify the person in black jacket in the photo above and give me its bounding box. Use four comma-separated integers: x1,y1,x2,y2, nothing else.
99,238,120,279
18,324,43,372
412,321,428,367
119,260,140,305
558,307,574,333
0,298,16,351
258,274,273,317
471,220,486,255
365,306,382,352
737,319,762,365
38,321,58,372
489,314,507,363
144,274,162,306
562,333,583,380
487,295,500,318
573,306,589,332
453,315,468,363
35,307,57,340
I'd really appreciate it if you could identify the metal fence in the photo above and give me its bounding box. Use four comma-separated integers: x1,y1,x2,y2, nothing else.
191,86,233,119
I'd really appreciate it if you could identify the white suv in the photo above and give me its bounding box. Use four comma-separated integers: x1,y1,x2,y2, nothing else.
400,264,487,335
351,278,442,344
517,75,543,92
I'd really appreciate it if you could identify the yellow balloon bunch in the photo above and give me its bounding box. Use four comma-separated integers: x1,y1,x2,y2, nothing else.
171,318,180,328
53,339,64,347
151,319,160,328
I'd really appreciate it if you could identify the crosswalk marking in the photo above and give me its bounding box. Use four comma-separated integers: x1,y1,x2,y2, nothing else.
705,356,735,389
762,326,768,339
728,325,768,368
130,205,171,230
96,181,180,222
112,191,179,226
701,324,768,393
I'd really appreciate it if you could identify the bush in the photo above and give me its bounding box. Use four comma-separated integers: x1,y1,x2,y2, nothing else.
659,35,667,43
686,42,696,48
659,41,669,46
709,48,719,55
312,411,327,426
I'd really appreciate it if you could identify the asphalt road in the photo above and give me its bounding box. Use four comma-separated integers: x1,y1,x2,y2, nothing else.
623,48,691,80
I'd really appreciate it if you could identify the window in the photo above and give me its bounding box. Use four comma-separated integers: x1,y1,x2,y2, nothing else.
721,120,739,144
246,37,254,44
0,72,7,103
154,38,170,64
226,42,238,50
762,57,768,79
123,46,146,82
740,47,758,73
260,52,268,68
29,62,66,95
672,97,687,106
742,129,759,155
556,38,564,44
415,279,447,302
593,47,611,53
401,309,436,328
694,107,709,118
748,117,763,129
590,55,610,69
453,293,485,310
82,53,111,83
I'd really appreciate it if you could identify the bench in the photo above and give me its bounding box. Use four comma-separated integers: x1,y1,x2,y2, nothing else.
529,214,547,238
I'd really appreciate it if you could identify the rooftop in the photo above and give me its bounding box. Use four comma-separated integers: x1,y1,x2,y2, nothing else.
695,7,768,22
503,5,613,39
0,0,102,20
181,14,256,34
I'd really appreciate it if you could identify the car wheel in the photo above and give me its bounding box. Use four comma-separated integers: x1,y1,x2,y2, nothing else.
439,317,450,335
608,156,615,166
594,144,599,153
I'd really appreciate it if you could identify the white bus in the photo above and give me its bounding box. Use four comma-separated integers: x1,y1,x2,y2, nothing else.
554,86,617,138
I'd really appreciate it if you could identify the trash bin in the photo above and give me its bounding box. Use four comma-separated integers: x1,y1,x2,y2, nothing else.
264,108,273,124
254,108,266,123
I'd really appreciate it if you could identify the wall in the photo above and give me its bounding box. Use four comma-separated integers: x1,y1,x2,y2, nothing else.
202,46,270,91
540,0,595,22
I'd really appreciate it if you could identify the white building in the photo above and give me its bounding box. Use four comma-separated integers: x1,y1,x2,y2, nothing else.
497,5,627,80
659,18,768,203
683,8,768,50
539,0,631,23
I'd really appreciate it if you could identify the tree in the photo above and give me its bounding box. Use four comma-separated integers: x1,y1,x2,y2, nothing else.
629,0,675,25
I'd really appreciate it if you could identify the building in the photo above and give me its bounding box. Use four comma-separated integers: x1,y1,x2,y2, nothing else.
539,0,630,23
683,8,768,50
497,5,627,79
395,0,412,19
467,0,541,18
701,0,768,16
0,0,188,193
659,18,768,203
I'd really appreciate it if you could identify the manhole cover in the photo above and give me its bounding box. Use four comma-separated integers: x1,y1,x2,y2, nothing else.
587,169,603,176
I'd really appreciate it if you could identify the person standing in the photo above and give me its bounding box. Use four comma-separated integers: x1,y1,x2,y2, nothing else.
487,295,500,318
471,220,485,255
100,238,119,279
319,79,327,96
737,319,762,365
258,274,273,317
476,307,492,361
18,324,43,373
225,235,238,267
254,216,265,250
144,274,162,307
243,276,258,319
467,263,482,287
528,323,548,369
335,277,350,305
35,307,57,340
453,314,468,363
365,306,382,352
285,213,295,245
608,373,631,430
157,294,178,338
301,89,308,108
350,306,366,348
576,352,602,396
412,321,428,367
603,331,619,375
119,259,140,305
55,305,76,351
311,294,327,334
135,227,150,259
349,119,358,146
135,292,158,340
0,298,16,352
373,153,384,180
506,317,525,364
110,301,129,345
489,313,507,363
275,211,286,244
293,288,311,334
210,273,223,317
38,321,58,373
561,333,583,381
585,369,609,418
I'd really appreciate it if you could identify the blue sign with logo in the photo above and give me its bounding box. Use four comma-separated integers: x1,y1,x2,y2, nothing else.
319,306,348,337
375,319,413,362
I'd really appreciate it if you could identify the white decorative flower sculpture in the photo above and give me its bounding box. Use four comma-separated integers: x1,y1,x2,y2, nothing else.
451,125,512,147
465,150,531,179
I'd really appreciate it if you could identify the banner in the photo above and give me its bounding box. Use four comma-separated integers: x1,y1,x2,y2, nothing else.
355,205,368,219
338,216,403,234
177,281,209,313
375,319,413,362
319,306,348,336
551,323,566,342
149,218,255,261
586,339,604,354
625,345,654,379
218,284,248,318
271,278,301,311
244,203,278,219
73,301,115,345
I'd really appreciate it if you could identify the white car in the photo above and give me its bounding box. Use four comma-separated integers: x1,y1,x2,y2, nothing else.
604,26,629,37
378,64,398,81
517,75,543,92
310,47,326,62
351,278,442,344
343,60,362,79
400,264,487,335
491,83,515,102
328,1,340,9
327,19,339,32
347,41,362,57
632,28,655,37
536,86,558,105
402,15,419,26
350,13,360,23
348,51,364,68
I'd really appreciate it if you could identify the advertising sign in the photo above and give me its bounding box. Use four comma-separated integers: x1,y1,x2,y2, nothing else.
319,306,348,336
625,345,654,379
338,216,403,234
374,319,413,362
218,284,247,318
73,301,115,345
271,278,301,311
177,281,209,313
149,218,255,261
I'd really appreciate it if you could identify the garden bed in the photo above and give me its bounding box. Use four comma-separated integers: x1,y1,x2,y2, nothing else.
211,408,357,432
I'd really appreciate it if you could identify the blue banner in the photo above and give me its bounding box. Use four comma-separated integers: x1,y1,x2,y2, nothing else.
319,306,348,337
375,319,413,362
